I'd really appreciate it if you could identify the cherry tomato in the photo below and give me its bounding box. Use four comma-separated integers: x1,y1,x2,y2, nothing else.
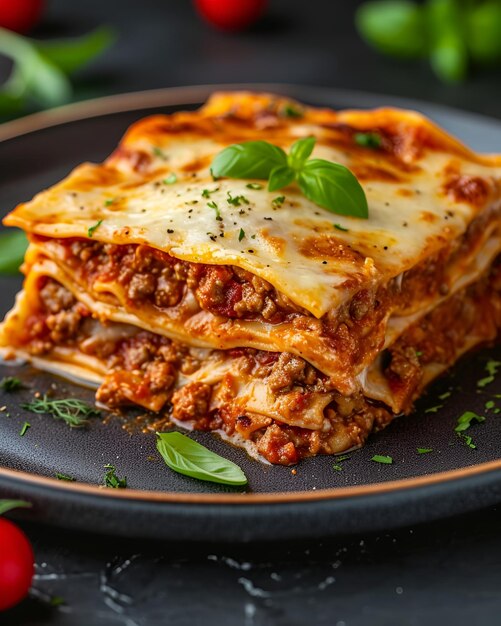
0,518,34,611
195,0,267,31
0,0,45,34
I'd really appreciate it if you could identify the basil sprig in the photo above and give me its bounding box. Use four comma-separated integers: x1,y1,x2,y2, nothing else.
211,136,368,219
356,0,501,83
0,230,28,275
156,432,248,486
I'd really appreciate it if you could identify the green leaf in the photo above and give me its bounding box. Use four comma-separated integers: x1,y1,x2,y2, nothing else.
0,499,31,515
427,0,468,83
371,454,393,464
87,220,103,238
34,27,116,75
455,411,485,433
466,2,501,64
268,165,295,192
417,447,433,454
354,132,382,149
288,136,316,170
0,230,28,275
156,432,248,486
0,27,71,110
0,376,24,391
355,0,426,59
297,159,369,219
103,464,127,488
211,141,287,180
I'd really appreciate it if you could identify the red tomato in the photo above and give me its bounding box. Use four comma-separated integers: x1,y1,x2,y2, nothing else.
195,0,267,31
0,518,34,611
0,0,45,34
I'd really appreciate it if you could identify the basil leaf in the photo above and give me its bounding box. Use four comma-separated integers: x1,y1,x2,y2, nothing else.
427,0,468,83
356,0,426,59
465,2,501,64
268,165,295,192
288,136,316,170
0,27,71,109
0,499,31,515
211,141,287,180
156,432,248,486
455,411,485,433
297,159,369,219
34,27,115,75
0,230,28,275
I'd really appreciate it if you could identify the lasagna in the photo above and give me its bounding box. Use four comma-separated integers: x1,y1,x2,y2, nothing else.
1,91,501,465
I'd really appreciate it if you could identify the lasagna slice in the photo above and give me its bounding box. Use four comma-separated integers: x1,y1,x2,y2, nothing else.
1,91,501,465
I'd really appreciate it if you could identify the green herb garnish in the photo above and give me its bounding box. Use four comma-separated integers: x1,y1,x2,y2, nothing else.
226,191,249,207
280,102,304,118
87,219,103,238
21,394,100,428
477,359,501,388
0,230,28,275
246,183,263,190
202,187,219,198
164,173,177,185
455,410,485,433
207,200,222,221
371,454,393,464
334,223,349,232
56,472,76,481
354,132,382,149
0,376,24,392
238,228,246,241
417,447,433,454
485,400,495,411
459,433,477,449
425,405,443,414
152,146,167,160
211,137,368,219
156,432,247,486
103,464,127,488
20,421,30,436
0,500,31,515
272,195,286,207
333,454,351,471
438,391,452,401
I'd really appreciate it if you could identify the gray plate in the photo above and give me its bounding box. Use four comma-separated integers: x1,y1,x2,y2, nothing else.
1,84,501,542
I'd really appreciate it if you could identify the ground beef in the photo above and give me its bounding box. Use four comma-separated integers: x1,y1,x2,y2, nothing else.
171,382,212,422
267,352,318,392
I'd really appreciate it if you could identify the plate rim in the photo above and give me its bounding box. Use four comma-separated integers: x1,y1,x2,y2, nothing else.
1,82,501,508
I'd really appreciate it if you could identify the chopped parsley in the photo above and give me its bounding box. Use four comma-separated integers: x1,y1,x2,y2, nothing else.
280,102,303,118
87,220,103,238
152,146,167,160
455,410,485,433
272,195,285,207
459,433,476,449
207,201,222,221
227,191,249,207
371,455,393,464
334,223,349,232
425,405,443,414
438,391,452,401
0,376,24,392
477,359,501,388
202,187,219,198
485,400,495,411
163,173,177,185
246,183,263,190
332,454,351,472
238,228,246,242
354,132,382,149
20,421,30,436
22,395,100,428
417,447,433,454
103,464,127,488
56,472,75,481
104,198,115,207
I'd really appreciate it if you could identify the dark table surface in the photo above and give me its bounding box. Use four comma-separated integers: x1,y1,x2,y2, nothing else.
2,0,501,624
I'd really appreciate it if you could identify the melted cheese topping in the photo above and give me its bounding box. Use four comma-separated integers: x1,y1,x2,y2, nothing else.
5,92,501,318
